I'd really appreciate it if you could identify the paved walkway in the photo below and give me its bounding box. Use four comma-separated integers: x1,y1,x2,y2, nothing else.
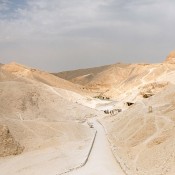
65,119,125,175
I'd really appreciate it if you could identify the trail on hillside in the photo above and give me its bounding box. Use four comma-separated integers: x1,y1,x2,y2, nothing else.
64,119,125,175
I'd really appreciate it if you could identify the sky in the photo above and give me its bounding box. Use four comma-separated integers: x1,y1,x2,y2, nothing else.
0,0,175,72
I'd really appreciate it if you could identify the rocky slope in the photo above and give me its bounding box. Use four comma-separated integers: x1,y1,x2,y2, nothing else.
55,49,175,175
53,64,110,85
55,51,175,100
1,62,82,93
101,83,175,175
0,62,101,175
0,125,23,157
95,50,175,175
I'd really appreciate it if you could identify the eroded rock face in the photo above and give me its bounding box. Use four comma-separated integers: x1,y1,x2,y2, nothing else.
140,82,168,98
0,125,24,157
165,50,175,63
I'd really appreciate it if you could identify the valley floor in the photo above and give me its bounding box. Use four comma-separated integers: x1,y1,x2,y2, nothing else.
65,119,125,175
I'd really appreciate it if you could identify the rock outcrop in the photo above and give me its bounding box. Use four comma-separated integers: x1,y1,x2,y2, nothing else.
0,125,24,157
165,50,175,63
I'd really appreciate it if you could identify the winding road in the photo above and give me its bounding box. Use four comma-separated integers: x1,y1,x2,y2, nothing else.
65,119,125,175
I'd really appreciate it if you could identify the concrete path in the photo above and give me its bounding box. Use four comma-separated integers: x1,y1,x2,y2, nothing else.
65,119,125,175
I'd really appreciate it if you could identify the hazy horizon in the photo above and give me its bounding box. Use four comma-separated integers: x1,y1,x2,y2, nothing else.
0,0,175,71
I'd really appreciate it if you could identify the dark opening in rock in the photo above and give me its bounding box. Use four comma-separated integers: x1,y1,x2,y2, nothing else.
143,93,153,98
126,102,134,106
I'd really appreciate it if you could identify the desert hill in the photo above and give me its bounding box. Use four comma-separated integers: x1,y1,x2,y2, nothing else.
52,50,175,175
1,62,83,93
56,61,175,100
54,63,130,87
0,62,104,175
53,64,111,85
101,83,175,175
1,50,175,175
94,51,175,175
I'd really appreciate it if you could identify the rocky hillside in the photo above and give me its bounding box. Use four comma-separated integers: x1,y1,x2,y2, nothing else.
98,50,175,175
55,51,175,100
1,62,82,93
0,62,100,174
53,64,110,85
101,83,175,175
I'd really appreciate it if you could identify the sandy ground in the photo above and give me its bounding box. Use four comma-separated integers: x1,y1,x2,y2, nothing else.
0,133,95,175
0,118,125,175
65,119,125,175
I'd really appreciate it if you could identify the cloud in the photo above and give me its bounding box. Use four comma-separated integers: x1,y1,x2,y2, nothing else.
1,0,174,40
0,0,9,12
0,0,175,71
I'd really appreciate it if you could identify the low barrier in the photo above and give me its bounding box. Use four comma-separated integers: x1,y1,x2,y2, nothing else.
58,129,97,175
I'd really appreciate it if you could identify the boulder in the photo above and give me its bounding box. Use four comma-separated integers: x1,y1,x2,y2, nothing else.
0,125,24,157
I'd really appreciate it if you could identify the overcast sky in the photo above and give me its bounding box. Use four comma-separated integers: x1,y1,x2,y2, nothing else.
0,0,175,72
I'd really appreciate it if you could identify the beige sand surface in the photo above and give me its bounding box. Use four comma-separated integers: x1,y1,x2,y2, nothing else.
0,127,95,175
